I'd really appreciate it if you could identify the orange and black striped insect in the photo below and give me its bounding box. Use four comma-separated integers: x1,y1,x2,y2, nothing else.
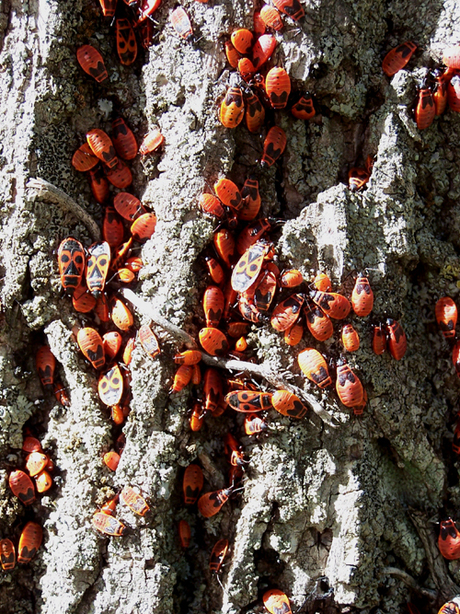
197,486,234,518
271,390,308,419
203,367,223,413
36,345,56,389
271,293,305,332
173,350,202,365
138,324,160,358
170,7,193,41
225,390,273,412
260,5,283,30
236,218,271,255
103,206,124,247
114,192,145,221
298,348,332,389
171,364,193,392
341,323,360,352
336,359,364,408
214,178,242,211
220,77,245,129
415,87,435,129
9,470,35,505
254,269,277,312
310,290,351,319
353,388,367,416
272,0,304,19
89,167,109,203
57,237,85,295
260,126,287,167
22,436,43,453
120,485,149,516
238,57,257,82
95,293,111,323
435,296,458,339
205,256,225,285
105,158,133,189
251,33,277,70
199,327,229,357
139,128,164,155
312,272,331,291
199,193,225,219
239,175,262,221
432,69,448,116
0,539,15,571
92,512,127,536
263,589,293,614
178,520,191,548
72,283,96,313
210,539,229,572
239,294,266,324
98,364,124,407
190,401,205,431
231,28,254,55
224,40,241,68
351,274,373,317
372,323,386,355
18,522,43,563
72,142,99,172
284,320,304,346
385,318,407,360
183,464,204,504
244,88,266,133
86,241,111,297
76,45,108,83
111,297,134,331
382,41,417,77
112,118,138,160
213,228,235,267
86,129,118,168
291,94,316,120
448,75,460,112
25,452,48,477
438,518,460,560
231,240,275,293
116,19,137,65
280,269,303,288
265,67,291,109
131,212,157,241
305,305,333,341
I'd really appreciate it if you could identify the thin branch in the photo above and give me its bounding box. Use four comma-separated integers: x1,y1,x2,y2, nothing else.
121,288,339,428
26,178,101,242
383,566,437,600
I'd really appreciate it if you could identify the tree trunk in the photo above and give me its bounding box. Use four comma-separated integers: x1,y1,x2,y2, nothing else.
1,0,460,613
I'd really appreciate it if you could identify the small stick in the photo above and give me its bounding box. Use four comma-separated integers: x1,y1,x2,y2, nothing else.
26,178,101,242
121,288,338,428
383,566,437,600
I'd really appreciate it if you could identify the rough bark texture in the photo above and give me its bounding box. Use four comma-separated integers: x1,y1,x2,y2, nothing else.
1,0,460,613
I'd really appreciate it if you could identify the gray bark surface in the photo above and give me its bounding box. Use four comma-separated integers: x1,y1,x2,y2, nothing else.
1,0,460,613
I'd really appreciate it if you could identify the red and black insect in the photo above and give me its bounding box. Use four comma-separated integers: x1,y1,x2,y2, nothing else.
116,19,137,65
239,175,262,221
385,318,407,360
178,520,191,548
271,390,308,419
86,241,111,297
214,229,235,267
265,67,291,109
415,87,435,130
209,539,229,572
203,367,223,413
76,45,108,82
382,41,417,77
183,464,204,505
111,297,134,331
138,324,160,358
438,518,460,560
305,305,333,341
57,237,85,294
336,359,364,408
244,88,266,133
438,599,460,614
139,129,164,155
197,486,234,518
89,167,110,203
72,143,99,172
291,94,316,120
87,129,118,168
200,193,225,219
251,34,277,70
220,78,245,129
231,28,254,55
214,178,242,211
36,345,56,389
25,452,48,477
432,69,448,116
260,126,287,167
310,290,351,319
351,274,373,317
199,328,229,357
260,5,283,30
225,390,273,412
170,7,194,42
271,294,305,332
341,324,360,352
105,159,133,189
435,296,458,339
18,522,43,563
103,206,124,247
231,240,275,293
284,321,304,346
9,470,35,505
0,539,15,571
224,40,241,68
112,117,138,160
372,323,387,355
238,57,256,82
298,348,332,389
244,413,268,435
98,0,117,17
